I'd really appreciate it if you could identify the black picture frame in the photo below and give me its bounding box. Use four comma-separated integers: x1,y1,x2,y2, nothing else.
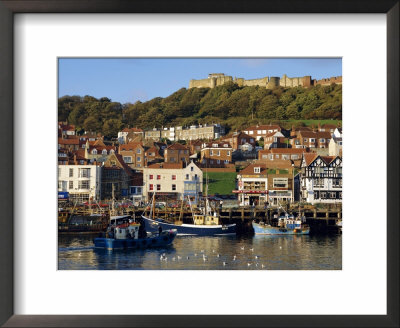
0,1,398,327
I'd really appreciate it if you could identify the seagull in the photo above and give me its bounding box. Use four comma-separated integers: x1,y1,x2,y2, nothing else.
200,250,204,253
240,246,245,250
186,256,190,260
247,263,252,267
194,253,197,257
233,255,237,261
255,255,260,259
212,249,215,253
223,262,227,266
250,248,254,252
261,264,266,268
217,254,220,258
255,263,259,267
279,246,282,250
203,256,208,262
172,257,176,261
177,256,182,260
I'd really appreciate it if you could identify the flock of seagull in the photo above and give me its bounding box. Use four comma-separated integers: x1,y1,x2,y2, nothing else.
159,246,275,269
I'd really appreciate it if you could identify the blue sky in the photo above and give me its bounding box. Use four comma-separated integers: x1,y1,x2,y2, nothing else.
58,58,342,104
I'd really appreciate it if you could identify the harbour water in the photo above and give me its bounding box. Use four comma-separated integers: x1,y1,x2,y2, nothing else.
58,233,342,270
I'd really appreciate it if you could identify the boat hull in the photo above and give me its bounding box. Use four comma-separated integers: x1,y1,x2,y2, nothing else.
142,216,236,236
252,222,310,235
93,230,177,250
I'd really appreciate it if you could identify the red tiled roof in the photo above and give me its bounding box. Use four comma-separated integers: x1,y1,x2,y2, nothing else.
320,156,337,165
167,143,189,150
303,153,318,166
244,124,281,131
58,138,79,145
147,162,184,169
239,163,268,175
298,131,332,139
119,142,142,151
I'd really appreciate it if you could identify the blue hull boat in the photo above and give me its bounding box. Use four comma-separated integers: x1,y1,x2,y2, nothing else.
94,230,177,250
142,215,236,236
252,221,310,235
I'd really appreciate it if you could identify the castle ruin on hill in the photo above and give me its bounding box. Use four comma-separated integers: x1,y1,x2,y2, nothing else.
189,73,342,90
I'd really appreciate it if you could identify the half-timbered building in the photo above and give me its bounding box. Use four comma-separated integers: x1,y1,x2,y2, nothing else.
300,154,342,204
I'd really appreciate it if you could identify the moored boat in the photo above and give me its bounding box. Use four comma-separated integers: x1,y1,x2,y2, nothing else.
142,194,236,236
94,215,177,250
253,213,310,235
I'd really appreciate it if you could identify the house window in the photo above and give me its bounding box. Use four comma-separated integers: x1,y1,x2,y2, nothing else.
275,155,279,159
137,164,141,167
273,178,288,188
149,175,153,180
58,181,62,189
304,138,308,142
217,160,220,164
69,181,73,190
320,192,327,198
92,149,97,154
320,138,325,143
186,174,189,180
172,184,176,191
257,131,261,134
210,150,213,156
157,184,161,191
227,151,230,156
254,167,260,173
291,155,299,159
310,138,315,143
69,168,73,177
123,156,132,163
157,175,161,180
78,180,90,189
79,168,90,178
137,149,141,154
130,187,136,194
216,150,220,156
224,160,229,164
149,184,153,191
250,138,254,143
172,175,176,180
210,160,214,164
137,187,142,193
329,192,336,199
191,166,194,172
102,149,107,155
194,174,198,180
136,156,141,162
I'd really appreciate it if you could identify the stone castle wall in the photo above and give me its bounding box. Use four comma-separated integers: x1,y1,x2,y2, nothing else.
189,73,341,90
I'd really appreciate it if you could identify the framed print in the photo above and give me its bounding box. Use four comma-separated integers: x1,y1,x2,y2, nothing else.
0,1,398,327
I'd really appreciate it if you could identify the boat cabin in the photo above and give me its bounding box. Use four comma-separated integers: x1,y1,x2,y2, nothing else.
193,213,219,225
278,215,302,229
109,215,140,240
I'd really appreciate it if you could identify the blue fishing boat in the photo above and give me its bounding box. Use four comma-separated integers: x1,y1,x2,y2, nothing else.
252,213,310,235
93,215,177,250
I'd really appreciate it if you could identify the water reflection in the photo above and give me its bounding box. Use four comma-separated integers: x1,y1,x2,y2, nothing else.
58,234,341,270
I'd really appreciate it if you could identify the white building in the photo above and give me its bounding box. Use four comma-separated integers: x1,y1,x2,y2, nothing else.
300,154,342,204
143,161,203,203
58,164,102,202
234,164,269,206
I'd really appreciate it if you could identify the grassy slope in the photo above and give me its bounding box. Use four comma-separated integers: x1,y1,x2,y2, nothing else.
203,172,237,195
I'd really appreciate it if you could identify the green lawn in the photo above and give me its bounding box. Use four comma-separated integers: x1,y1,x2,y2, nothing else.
203,172,237,195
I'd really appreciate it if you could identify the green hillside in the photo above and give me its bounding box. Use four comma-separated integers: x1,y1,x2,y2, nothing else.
58,82,342,138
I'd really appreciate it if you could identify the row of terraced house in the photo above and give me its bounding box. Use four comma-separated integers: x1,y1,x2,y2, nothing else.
57,121,342,205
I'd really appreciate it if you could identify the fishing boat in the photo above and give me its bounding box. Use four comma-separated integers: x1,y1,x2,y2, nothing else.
93,215,177,250
142,194,236,236
253,211,310,235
